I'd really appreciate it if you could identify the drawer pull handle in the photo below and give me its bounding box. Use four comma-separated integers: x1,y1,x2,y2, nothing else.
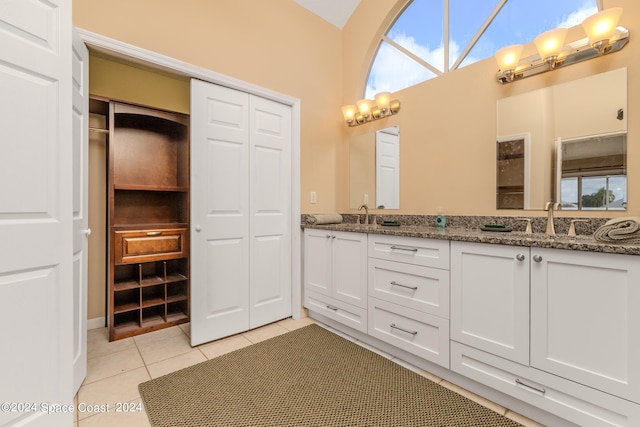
515,379,546,394
390,281,418,291
390,245,418,252
390,323,418,336
146,231,162,236
326,305,339,311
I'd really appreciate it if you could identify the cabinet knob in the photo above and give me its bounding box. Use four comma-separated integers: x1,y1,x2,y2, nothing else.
195,225,202,232
533,254,543,263
325,234,331,238
516,253,525,261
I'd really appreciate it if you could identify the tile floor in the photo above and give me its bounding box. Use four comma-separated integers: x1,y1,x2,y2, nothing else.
75,317,543,426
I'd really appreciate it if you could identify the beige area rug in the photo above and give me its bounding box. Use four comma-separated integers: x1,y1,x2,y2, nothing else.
139,324,523,427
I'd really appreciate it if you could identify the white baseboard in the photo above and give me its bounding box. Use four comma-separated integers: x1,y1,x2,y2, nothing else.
87,317,106,330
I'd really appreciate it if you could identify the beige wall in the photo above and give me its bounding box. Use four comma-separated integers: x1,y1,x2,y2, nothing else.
74,0,345,214
341,0,639,218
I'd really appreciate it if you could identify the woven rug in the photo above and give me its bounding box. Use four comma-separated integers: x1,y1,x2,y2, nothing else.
139,324,523,427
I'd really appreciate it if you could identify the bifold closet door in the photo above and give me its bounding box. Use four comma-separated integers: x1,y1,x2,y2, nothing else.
190,79,291,346
0,0,75,425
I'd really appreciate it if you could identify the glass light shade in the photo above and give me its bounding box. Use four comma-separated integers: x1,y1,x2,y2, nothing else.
581,7,623,46
341,105,357,122
494,44,523,71
374,92,391,111
356,99,373,116
534,28,568,60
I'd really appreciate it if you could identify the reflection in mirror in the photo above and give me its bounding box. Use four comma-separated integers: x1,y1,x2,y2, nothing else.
496,67,627,210
496,134,529,209
349,126,400,209
557,133,627,210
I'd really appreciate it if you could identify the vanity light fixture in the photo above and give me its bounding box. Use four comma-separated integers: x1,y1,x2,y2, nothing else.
495,7,628,84
342,91,400,127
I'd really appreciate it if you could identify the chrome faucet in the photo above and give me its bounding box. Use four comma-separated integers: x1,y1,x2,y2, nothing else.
358,204,369,225
544,202,559,235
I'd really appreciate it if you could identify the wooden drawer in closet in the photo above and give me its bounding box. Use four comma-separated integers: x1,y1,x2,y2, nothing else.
114,228,187,264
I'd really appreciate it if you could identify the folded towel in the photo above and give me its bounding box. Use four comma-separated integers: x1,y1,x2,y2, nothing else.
593,217,640,244
306,213,343,225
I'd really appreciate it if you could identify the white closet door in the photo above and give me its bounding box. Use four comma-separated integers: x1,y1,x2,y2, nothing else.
249,96,292,328
72,29,90,394
191,79,251,345
0,0,74,425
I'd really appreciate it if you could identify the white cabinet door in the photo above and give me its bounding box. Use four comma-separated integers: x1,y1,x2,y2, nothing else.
531,248,640,404
451,241,530,365
332,231,367,309
303,229,332,296
303,230,367,308
72,28,90,394
0,0,74,425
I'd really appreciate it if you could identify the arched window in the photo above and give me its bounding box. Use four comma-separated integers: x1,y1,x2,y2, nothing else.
365,0,600,98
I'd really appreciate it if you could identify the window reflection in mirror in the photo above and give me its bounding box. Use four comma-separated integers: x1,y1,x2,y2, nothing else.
349,126,400,210
557,133,627,210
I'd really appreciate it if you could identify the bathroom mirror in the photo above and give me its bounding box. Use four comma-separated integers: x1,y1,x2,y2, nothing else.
349,126,400,209
496,67,627,210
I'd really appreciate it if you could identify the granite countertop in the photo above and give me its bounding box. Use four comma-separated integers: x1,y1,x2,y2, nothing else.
302,222,640,256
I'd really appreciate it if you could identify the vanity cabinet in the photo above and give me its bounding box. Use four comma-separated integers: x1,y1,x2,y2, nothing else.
303,229,368,332
367,235,450,367
530,248,640,404
450,241,529,364
451,241,640,426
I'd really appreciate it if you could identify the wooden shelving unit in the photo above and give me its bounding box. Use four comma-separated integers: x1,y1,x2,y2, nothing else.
100,99,190,341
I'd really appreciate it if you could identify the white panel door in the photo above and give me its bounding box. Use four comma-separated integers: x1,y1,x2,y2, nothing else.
249,96,291,328
531,248,640,404
450,241,530,365
0,0,74,425
71,29,89,394
191,79,250,345
375,127,400,209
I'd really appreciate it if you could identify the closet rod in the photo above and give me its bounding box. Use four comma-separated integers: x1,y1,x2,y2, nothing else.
89,127,109,134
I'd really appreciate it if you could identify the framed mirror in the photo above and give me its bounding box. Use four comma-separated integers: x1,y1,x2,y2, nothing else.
496,67,627,210
349,126,400,209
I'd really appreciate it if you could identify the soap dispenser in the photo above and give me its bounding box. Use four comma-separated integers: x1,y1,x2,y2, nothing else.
435,207,446,229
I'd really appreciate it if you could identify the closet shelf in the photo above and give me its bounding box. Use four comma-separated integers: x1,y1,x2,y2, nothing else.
113,184,188,192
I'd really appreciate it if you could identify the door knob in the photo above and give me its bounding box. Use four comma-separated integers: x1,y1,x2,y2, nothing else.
83,228,92,236
195,225,202,232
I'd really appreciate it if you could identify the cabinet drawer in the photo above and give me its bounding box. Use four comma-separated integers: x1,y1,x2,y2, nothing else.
451,341,640,427
114,228,187,264
305,290,367,334
368,234,449,269
369,258,449,318
368,297,449,368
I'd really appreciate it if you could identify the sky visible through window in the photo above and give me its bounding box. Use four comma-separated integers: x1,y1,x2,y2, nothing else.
365,0,599,98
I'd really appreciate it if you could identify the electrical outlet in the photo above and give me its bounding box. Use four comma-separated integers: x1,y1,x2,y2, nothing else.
310,191,317,204
364,194,369,204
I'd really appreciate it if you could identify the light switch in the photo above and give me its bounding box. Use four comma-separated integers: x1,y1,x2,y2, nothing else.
310,192,317,204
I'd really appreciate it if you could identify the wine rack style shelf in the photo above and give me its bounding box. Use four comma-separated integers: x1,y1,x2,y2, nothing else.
102,99,190,341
